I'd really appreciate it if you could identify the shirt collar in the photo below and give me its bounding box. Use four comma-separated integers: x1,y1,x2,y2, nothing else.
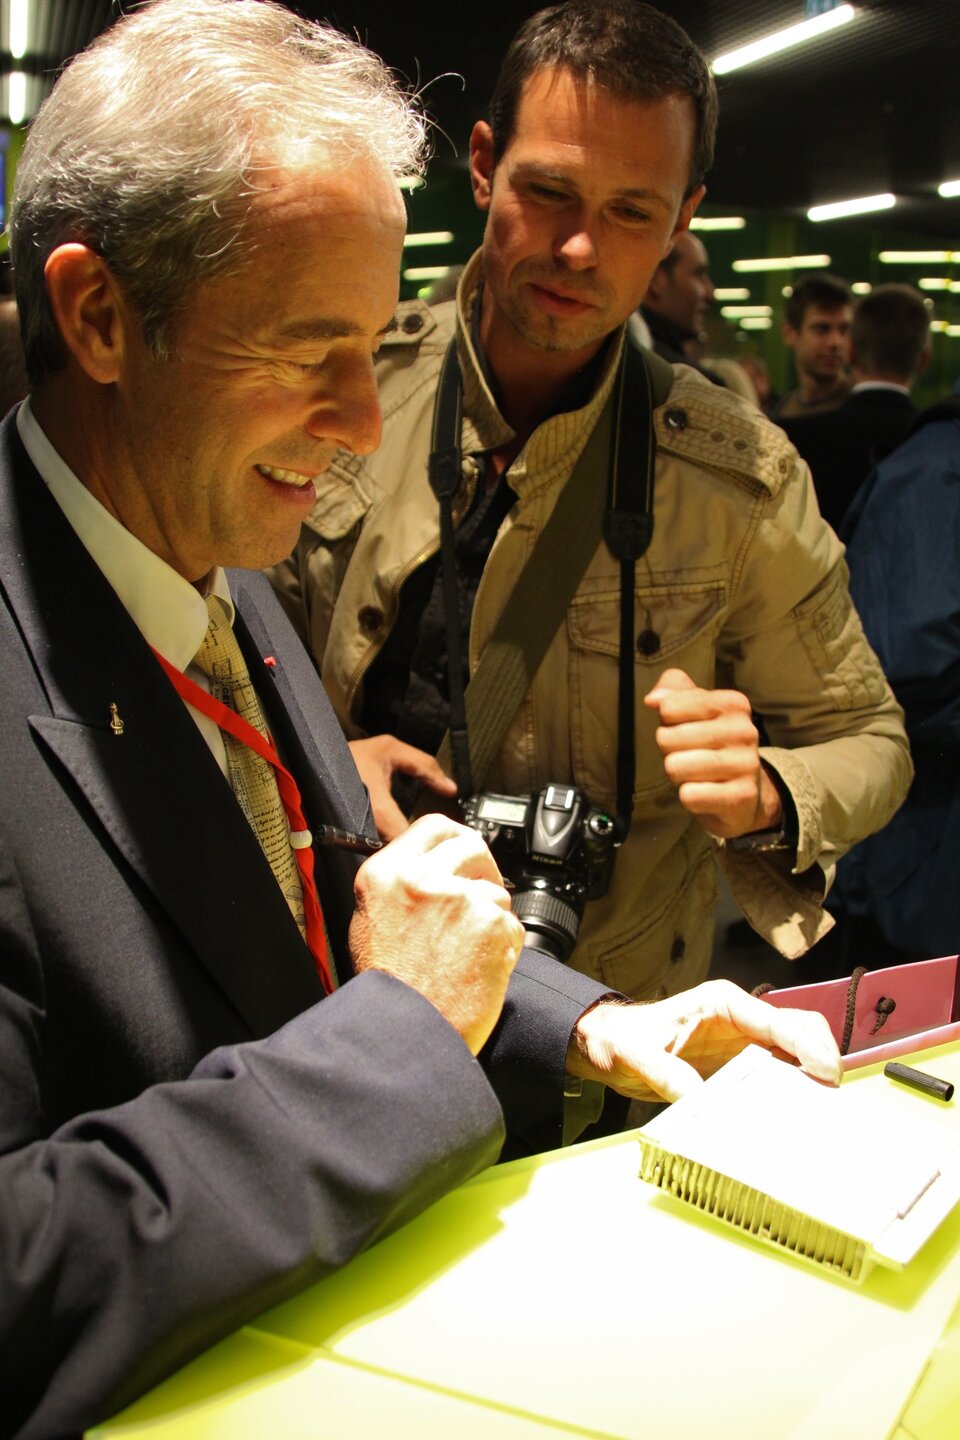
16,398,232,669
850,380,912,397
453,250,626,496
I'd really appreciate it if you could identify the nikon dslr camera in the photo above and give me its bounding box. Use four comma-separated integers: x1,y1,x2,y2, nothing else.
463,784,619,964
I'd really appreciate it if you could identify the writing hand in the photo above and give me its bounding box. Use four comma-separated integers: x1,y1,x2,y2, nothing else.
349,813,523,1055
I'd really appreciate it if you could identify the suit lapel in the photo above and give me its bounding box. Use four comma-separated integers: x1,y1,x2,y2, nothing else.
0,418,325,1035
229,570,374,985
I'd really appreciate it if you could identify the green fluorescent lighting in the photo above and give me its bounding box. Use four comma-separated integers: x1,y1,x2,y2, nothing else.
712,5,856,75
403,231,454,248
879,250,958,264
714,288,751,301
738,317,773,330
7,70,26,124
9,0,29,60
808,193,895,222
938,180,960,198
733,254,831,273
689,216,746,231
720,305,772,318
403,266,453,281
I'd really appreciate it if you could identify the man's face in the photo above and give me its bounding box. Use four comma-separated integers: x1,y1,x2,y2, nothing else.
644,230,714,338
105,162,405,581
783,303,852,383
471,67,703,361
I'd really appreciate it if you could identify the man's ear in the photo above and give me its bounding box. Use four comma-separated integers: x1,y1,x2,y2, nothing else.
469,120,496,212
43,244,127,384
654,183,705,271
645,264,668,307
670,184,706,247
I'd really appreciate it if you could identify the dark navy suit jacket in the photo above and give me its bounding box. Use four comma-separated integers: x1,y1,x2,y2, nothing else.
0,413,613,1438
780,387,916,531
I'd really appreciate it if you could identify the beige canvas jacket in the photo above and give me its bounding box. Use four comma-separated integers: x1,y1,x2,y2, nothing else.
269,255,911,1001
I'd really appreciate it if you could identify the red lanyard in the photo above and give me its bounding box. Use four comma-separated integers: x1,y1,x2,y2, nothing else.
152,648,333,995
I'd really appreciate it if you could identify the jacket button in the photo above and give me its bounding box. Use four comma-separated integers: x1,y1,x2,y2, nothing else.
670,935,686,963
401,312,424,334
358,605,384,633
711,430,726,443
664,407,688,431
637,628,661,657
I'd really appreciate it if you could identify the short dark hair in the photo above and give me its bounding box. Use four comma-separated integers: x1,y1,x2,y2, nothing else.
488,0,717,197
852,284,930,380
784,273,852,331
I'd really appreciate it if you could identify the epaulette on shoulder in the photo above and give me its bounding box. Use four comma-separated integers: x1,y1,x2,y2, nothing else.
654,366,799,497
379,297,453,352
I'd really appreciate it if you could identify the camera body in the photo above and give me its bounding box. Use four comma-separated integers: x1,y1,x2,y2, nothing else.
463,783,619,964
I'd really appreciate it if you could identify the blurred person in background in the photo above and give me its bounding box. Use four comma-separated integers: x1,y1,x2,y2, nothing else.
772,272,852,420
779,284,929,532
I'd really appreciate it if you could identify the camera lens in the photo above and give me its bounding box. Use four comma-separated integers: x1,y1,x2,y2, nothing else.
511,884,581,965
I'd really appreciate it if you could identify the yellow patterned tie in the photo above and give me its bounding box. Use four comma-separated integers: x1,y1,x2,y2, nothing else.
193,596,307,938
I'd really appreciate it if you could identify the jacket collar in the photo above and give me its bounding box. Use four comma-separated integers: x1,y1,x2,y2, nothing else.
453,249,627,501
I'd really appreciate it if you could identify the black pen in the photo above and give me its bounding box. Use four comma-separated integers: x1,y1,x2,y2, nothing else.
884,1061,955,1102
312,823,517,893
314,824,384,856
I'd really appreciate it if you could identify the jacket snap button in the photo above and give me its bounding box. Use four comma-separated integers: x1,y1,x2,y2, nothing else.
670,935,686,963
358,605,384,633
637,628,661,657
401,312,424,334
664,407,688,431
711,430,725,443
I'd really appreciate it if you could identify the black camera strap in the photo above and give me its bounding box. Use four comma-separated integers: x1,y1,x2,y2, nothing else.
429,330,666,842
427,340,474,797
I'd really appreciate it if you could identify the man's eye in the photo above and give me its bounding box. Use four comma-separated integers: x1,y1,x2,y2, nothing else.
529,183,568,202
615,205,650,224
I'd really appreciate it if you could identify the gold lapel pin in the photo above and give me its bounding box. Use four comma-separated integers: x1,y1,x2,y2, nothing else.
109,703,125,737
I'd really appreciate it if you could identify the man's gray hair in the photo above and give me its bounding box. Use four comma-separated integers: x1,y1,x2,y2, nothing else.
10,0,427,384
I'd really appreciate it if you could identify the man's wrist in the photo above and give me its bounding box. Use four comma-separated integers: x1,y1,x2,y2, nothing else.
727,764,798,854
565,995,634,1081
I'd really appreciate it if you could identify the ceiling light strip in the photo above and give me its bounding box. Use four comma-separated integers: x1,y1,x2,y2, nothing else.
403,231,454,248
733,254,831,273
808,193,895,222
9,0,30,60
690,216,746,231
712,4,856,76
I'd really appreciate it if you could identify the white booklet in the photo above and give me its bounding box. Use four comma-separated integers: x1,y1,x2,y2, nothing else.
637,1045,960,1281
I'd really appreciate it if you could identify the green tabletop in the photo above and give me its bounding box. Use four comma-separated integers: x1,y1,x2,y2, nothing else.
91,1043,960,1440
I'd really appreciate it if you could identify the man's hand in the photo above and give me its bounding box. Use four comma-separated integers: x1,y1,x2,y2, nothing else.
349,813,524,1055
644,668,782,839
349,735,458,840
566,979,842,1104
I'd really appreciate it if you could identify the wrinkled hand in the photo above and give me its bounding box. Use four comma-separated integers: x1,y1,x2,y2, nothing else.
349,813,524,1055
644,668,782,839
349,734,458,841
566,979,842,1103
